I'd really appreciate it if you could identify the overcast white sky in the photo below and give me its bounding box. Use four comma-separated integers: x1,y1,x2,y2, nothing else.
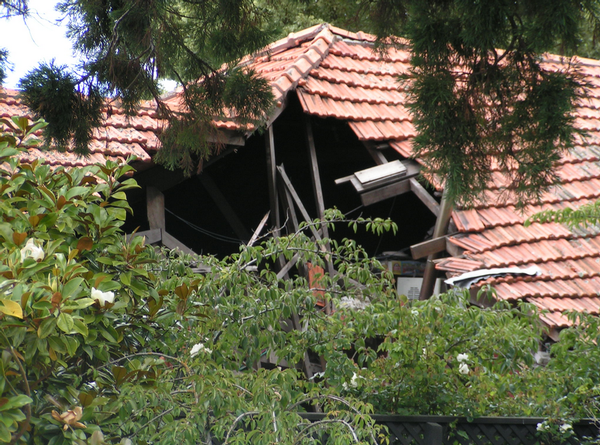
2,0,81,89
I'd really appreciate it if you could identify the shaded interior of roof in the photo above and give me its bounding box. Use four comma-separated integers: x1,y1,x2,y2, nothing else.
124,97,437,257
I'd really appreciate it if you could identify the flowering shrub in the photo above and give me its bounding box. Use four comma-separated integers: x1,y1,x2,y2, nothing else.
2,118,600,445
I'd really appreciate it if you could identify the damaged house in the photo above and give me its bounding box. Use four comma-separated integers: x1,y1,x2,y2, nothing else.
2,23,600,338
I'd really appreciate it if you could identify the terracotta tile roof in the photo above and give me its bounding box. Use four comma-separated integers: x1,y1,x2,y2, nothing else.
4,24,600,330
234,24,600,330
0,88,156,167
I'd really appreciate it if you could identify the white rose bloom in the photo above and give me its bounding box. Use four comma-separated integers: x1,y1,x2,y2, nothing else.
350,372,359,388
91,288,115,307
537,422,549,432
457,353,469,363
190,342,212,357
458,363,469,375
21,239,44,261
560,424,572,433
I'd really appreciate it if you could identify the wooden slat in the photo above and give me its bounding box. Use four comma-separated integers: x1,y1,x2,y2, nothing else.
265,125,281,233
128,228,162,244
162,230,195,255
409,178,440,217
277,165,322,241
411,236,447,259
360,179,411,206
247,211,270,247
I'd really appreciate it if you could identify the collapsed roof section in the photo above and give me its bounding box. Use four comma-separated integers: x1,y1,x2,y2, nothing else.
3,24,600,333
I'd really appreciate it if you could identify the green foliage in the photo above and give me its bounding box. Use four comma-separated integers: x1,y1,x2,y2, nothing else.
2,119,600,444
155,68,274,175
18,63,104,155
11,0,275,173
394,0,588,207
526,200,600,229
261,0,595,207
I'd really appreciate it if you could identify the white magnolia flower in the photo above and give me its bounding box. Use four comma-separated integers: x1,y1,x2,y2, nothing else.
537,422,549,432
411,309,418,316
190,342,212,357
20,238,44,261
560,424,573,433
343,372,360,390
457,353,469,363
458,363,469,375
91,288,115,307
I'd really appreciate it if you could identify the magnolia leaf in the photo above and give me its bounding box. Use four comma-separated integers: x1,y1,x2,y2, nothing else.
79,392,96,409
72,319,89,337
63,277,85,299
90,430,104,445
0,395,32,411
112,366,128,384
77,237,94,251
12,231,27,245
38,317,57,338
56,195,67,210
57,312,75,333
63,336,79,356
0,298,23,319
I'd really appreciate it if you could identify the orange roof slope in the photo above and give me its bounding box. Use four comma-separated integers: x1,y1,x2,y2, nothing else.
0,88,157,167
236,24,600,330
3,24,600,330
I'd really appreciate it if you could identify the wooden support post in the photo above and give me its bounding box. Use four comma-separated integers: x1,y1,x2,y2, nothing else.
199,171,250,243
420,190,453,300
277,165,323,242
304,116,335,289
265,125,281,233
304,115,330,240
363,141,388,165
409,178,440,217
147,186,166,230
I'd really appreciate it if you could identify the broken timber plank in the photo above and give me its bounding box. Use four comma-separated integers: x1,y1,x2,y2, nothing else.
409,178,440,217
247,211,270,247
129,228,162,245
277,165,322,242
162,230,196,255
360,179,411,206
410,234,462,259
363,141,388,165
411,236,447,259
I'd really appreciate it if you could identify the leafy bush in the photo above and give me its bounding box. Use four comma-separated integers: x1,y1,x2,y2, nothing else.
1,118,599,445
